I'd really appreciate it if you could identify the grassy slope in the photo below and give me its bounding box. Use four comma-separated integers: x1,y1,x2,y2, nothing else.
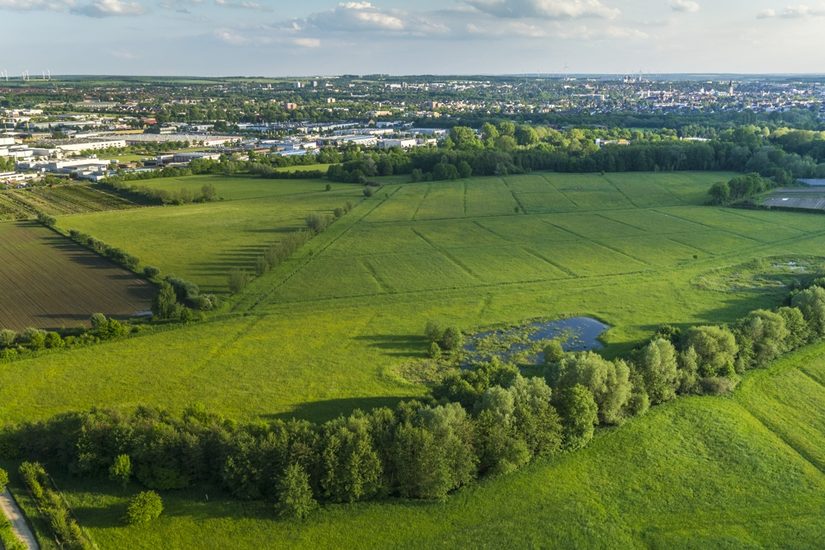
58,342,825,549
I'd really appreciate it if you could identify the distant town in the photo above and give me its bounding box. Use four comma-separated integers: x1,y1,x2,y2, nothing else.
2,74,824,187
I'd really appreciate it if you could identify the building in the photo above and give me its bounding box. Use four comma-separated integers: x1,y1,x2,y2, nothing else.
50,139,127,153
378,138,418,149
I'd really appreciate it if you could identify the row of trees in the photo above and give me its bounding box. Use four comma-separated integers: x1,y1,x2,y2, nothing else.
228,201,355,294
18,461,92,549
67,229,140,271
708,173,773,205
101,177,219,206
7,278,825,518
0,314,132,361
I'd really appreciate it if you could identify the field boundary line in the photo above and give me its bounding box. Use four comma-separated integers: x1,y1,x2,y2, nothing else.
539,219,652,267
652,208,764,243
411,184,432,221
361,258,394,293
539,173,579,207
500,177,529,214
235,186,403,313
522,247,579,277
593,212,648,232
798,367,825,391
472,220,512,241
602,174,641,208
735,402,825,476
409,227,481,280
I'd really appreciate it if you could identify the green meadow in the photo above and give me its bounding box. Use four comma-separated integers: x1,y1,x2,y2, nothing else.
3,170,825,547
59,176,364,293
49,343,825,549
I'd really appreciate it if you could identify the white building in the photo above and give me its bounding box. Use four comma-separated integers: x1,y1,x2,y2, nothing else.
54,139,127,153
379,138,418,149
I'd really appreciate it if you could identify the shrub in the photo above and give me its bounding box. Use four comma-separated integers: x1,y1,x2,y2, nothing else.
143,265,160,279
0,467,8,492
0,329,16,348
125,491,163,525
439,327,463,352
228,270,249,294
276,464,317,520
109,455,132,489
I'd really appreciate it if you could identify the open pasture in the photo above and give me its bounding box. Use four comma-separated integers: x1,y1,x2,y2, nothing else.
0,221,153,330
59,176,365,293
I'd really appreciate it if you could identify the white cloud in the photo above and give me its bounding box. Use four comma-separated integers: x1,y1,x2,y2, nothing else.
670,0,699,13
71,0,144,16
292,37,321,48
0,0,75,10
464,0,620,20
757,4,825,18
0,0,146,16
214,0,268,11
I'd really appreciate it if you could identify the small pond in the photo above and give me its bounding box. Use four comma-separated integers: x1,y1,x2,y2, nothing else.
463,316,609,366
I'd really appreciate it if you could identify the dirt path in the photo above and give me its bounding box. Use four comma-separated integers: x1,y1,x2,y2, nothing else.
0,489,38,550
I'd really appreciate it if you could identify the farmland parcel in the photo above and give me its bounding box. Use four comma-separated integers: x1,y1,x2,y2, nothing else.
0,222,153,330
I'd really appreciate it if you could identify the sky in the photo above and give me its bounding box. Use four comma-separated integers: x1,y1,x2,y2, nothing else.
0,0,824,76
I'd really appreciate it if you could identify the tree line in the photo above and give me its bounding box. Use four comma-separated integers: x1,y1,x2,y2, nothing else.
227,201,354,295
5,277,825,519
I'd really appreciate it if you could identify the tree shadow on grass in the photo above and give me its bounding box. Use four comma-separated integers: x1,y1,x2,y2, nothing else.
263,396,413,424
353,334,429,358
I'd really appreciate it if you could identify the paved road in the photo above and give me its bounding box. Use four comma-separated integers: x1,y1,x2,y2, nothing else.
0,488,38,550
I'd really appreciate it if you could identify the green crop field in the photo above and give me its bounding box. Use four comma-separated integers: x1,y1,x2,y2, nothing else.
3,170,825,548
0,184,136,220
0,221,154,330
59,175,366,293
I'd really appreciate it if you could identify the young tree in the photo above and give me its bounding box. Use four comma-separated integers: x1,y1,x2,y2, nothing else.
125,491,163,525
543,340,565,366
554,385,598,450
0,467,8,492
683,325,738,378
228,270,249,294
776,306,810,351
553,352,632,425
735,309,789,370
474,386,531,475
320,417,382,503
677,346,700,394
276,463,317,520
151,282,179,320
637,338,679,404
791,286,825,339
439,327,463,352
0,329,17,348
109,454,132,489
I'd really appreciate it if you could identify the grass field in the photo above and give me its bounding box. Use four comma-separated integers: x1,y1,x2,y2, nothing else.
40,341,825,549
0,222,154,330
3,170,825,547
59,176,365,293
0,185,136,220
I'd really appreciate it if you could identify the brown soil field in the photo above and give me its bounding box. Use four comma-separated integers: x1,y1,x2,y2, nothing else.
0,221,154,330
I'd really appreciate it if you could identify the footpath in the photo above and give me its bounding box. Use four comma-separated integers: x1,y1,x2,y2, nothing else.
0,488,38,550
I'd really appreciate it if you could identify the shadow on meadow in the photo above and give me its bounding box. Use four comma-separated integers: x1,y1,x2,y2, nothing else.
353,334,429,358
265,396,413,424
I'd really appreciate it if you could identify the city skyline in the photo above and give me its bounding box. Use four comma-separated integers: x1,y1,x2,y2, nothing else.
1,1,825,76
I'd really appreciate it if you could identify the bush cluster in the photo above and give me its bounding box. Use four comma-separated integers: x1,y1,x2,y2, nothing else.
67,229,140,271
18,462,92,550
100,178,219,206
0,314,133,361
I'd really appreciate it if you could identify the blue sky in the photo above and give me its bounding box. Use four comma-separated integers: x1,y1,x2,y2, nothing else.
0,0,824,76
